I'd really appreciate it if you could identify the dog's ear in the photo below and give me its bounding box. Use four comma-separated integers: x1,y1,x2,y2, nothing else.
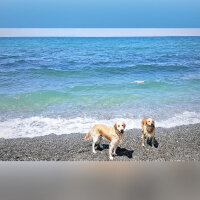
123,122,126,128
114,123,117,130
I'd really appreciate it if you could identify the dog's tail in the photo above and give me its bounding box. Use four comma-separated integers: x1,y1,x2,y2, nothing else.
84,131,91,140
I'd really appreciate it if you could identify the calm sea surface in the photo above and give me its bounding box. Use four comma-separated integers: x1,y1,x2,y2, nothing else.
0,37,200,138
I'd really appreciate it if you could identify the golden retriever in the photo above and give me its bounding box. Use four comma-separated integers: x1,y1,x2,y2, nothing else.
85,122,126,160
142,118,155,147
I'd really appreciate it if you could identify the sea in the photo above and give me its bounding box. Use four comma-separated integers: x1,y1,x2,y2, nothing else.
0,37,200,138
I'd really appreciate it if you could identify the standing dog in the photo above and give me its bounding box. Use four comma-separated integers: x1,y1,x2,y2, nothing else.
142,118,155,147
84,122,126,160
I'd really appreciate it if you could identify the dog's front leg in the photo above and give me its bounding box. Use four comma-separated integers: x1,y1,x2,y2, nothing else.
109,142,115,160
113,147,117,156
151,135,155,147
113,141,119,156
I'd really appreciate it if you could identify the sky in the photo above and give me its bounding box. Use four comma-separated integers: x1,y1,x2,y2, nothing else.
0,0,200,28
1,28,200,37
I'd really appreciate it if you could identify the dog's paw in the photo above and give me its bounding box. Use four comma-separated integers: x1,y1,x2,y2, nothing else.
142,144,145,147
109,156,114,160
93,150,97,154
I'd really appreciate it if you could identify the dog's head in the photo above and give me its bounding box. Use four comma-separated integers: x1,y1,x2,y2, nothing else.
146,118,155,127
114,122,126,134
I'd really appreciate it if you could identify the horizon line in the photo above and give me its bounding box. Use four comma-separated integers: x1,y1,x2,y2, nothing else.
0,28,200,37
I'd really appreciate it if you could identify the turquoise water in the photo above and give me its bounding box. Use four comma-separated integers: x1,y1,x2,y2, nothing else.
0,37,200,138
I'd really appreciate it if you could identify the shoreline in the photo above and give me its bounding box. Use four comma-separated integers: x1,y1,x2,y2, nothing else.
0,123,199,161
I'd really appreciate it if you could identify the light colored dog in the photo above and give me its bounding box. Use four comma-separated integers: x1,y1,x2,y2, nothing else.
142,118,155,147
84,122,126,160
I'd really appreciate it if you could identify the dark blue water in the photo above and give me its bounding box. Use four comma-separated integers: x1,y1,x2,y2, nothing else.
0,37,200,138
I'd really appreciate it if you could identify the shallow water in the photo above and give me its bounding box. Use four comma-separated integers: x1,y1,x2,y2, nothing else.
0,37,200,138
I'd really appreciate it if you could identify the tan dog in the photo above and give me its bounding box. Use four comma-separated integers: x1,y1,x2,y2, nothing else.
142,118,155,147
85,122,126,160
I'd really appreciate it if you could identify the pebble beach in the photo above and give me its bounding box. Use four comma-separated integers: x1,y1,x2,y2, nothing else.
0,123,199,161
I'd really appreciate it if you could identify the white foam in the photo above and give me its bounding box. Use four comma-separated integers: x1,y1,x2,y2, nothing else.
128,64,136,67
0,117,138,139
131,80,145,84
156,111,200,128
0,111,199,138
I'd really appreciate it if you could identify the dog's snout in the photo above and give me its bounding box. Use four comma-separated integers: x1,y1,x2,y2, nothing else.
151,123,154,127
120,130,124,134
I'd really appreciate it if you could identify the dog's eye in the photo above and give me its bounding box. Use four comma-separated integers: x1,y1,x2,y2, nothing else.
118,125,120,127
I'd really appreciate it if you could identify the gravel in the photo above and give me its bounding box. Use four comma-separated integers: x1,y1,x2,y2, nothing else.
0,123,199,161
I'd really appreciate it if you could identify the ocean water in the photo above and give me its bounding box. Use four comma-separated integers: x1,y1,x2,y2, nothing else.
0,37,200,138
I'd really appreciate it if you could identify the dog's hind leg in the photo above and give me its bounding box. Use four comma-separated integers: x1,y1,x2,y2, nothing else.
97,135,103,149
142,133,145,147
92,134,100,154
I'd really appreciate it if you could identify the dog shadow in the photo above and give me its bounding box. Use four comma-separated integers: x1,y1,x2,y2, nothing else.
147,138,159,148
97,144,134,159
